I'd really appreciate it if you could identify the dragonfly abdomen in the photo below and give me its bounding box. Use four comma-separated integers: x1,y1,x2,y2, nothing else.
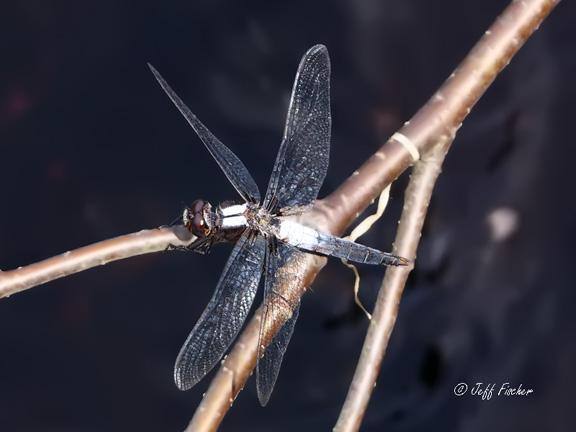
317,233,406,266
276,220,407,266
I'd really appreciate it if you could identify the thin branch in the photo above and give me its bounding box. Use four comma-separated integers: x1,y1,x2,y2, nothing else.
189,0,560,430
333,140,450,432
0,226,194,298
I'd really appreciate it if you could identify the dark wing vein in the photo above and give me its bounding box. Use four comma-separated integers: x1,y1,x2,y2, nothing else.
263,44,331,211
149,64,261,204
174,230,266,390
257,241,307,405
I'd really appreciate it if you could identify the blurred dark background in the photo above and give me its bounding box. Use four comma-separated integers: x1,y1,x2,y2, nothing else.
1,1,574,431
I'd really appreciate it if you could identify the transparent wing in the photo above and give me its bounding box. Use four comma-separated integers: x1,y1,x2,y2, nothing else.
149,64,261,204
174,230,266,390
263,44,331,211
257,241,308,405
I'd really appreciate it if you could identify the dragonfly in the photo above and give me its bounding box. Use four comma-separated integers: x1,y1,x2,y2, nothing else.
149,44,409,406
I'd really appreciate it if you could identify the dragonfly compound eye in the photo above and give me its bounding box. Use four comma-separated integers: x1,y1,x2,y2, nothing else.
191,199,205,214
184,199,213,237
191,213,208,237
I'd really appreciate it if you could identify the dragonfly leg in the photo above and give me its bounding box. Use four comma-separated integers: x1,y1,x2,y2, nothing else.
166,244,188,252
166,237,214,254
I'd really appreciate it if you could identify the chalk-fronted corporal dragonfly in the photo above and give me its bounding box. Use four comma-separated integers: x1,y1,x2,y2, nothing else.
150,45,408,405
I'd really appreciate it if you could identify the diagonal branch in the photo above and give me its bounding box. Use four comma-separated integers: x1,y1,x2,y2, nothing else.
321,0,560,235
187,0,560,430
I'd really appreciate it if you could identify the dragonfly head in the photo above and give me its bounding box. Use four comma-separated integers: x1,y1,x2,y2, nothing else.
183,199,214,238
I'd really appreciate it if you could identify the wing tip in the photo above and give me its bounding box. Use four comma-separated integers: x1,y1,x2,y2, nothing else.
256,372,274,407
257,391,272,407
174,366,197,391
174,350,202,391
309,44,328,54
147,62,170,91
306,44,329,62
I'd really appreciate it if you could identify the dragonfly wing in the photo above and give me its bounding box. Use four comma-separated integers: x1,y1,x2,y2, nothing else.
263,45,331,211
174,230,266,390
257,241,308,405
149,64,261,204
